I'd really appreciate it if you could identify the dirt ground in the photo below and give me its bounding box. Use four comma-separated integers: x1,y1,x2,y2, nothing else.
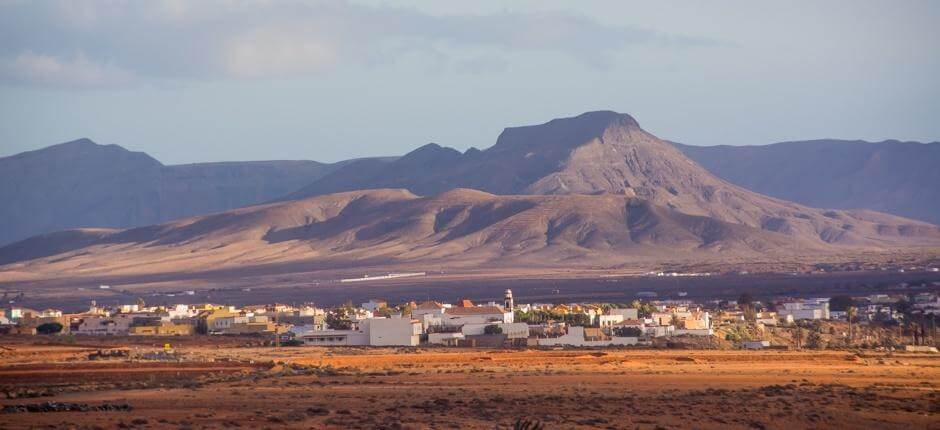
0,338,938,429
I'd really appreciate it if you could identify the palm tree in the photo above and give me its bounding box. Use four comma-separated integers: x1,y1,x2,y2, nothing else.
846,306,858,345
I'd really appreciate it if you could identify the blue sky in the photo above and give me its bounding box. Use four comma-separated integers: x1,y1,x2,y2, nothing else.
0,0,937,164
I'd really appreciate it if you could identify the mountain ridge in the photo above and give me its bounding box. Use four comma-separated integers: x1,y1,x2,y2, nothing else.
673,139,940,224
2,112,939,284
0,138,355,245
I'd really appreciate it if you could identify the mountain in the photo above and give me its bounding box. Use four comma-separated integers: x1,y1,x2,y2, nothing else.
672,139,940,224
1,187,937,281
2,112,938,283
0,138,350,245
290,111,935,237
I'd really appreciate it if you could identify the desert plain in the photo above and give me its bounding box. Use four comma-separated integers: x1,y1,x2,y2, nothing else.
1,337,937,429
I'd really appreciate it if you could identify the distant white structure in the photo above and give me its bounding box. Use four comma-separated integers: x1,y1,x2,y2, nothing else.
428,332,464,345
504,289,514,311
441,306,513,327
778,298,830,321
597,314,625,328
300,317,420,346
743,340,771,350
461,322,529,339
340,272,425,283
609,308,639,320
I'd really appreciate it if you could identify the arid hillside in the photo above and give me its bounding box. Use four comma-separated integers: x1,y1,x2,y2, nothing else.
1,184,938,283
673,139,940,224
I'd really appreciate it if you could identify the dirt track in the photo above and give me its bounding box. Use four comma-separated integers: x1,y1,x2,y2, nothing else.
1,341,938,429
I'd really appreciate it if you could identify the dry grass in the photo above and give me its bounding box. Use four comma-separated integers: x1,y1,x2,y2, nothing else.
1,340,937,429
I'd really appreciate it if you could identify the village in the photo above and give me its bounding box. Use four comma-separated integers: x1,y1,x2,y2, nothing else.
3,288,938,351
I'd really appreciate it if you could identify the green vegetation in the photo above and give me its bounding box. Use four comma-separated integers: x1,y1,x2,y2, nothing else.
828,295,856,312
325,307,353,330
36,322,63,335
613,326,642,337
514,310,591,326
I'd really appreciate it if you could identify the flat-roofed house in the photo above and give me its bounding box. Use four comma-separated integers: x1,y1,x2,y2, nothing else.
442,305,512,327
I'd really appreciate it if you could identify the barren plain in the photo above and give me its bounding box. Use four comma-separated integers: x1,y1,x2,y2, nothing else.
1,338,937,429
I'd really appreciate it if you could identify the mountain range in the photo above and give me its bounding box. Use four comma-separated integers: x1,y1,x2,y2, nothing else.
673,139,940,225
1,111,938,284
0,139,384,245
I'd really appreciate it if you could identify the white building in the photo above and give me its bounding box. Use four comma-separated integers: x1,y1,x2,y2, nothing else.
300,317,420,346
460,322,529,339
597,314,625,328
441,305,512,327
363,318,421,346
538,326,638,347
609,308,639,320
778,299,830,321
428,332,464,345
300,329,369,346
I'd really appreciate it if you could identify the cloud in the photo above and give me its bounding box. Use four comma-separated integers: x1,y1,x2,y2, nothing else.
0,51,134,89
0,0,720,88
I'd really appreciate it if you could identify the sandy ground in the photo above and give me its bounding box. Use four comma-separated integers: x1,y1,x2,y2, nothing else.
0,339,938,429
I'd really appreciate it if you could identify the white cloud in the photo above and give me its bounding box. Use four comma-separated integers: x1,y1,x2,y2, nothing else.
0,0,719,89
223,26,339,79
0,51,133,89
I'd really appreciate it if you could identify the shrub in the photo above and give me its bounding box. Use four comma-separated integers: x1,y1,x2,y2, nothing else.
36,322,63,335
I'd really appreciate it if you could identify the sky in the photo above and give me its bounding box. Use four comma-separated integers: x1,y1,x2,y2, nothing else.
0,0,938,164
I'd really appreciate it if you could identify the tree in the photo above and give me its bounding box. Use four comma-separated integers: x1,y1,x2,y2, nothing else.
484,324,503,335
806,330,825,349
36,322,63,335
136,297,146,309
737,293,754,307
630,300,657,318
794,326,805,349
829,295,855,312
614,326,642,337
563,313,591,327
846,306,858,344
669,314,684,329
325,308,352,330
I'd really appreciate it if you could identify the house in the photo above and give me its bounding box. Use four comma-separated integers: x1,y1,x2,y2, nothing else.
301,329,369,346
75,315,132,335
442,305,513,327
460,322,529,339
609,308,639,320
597,314,625,328
778,299,830,321
213,315,275,335
537,326,638,347
363,317,421,346
754,312,778,326
300,317,420,346
428,332,464,346
129,322,195,336
411,301,446,323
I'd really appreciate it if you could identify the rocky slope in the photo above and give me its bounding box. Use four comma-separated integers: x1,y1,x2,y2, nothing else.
2,185,938,280
2,112,938,281
672,139,940,224
289,111,939,244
